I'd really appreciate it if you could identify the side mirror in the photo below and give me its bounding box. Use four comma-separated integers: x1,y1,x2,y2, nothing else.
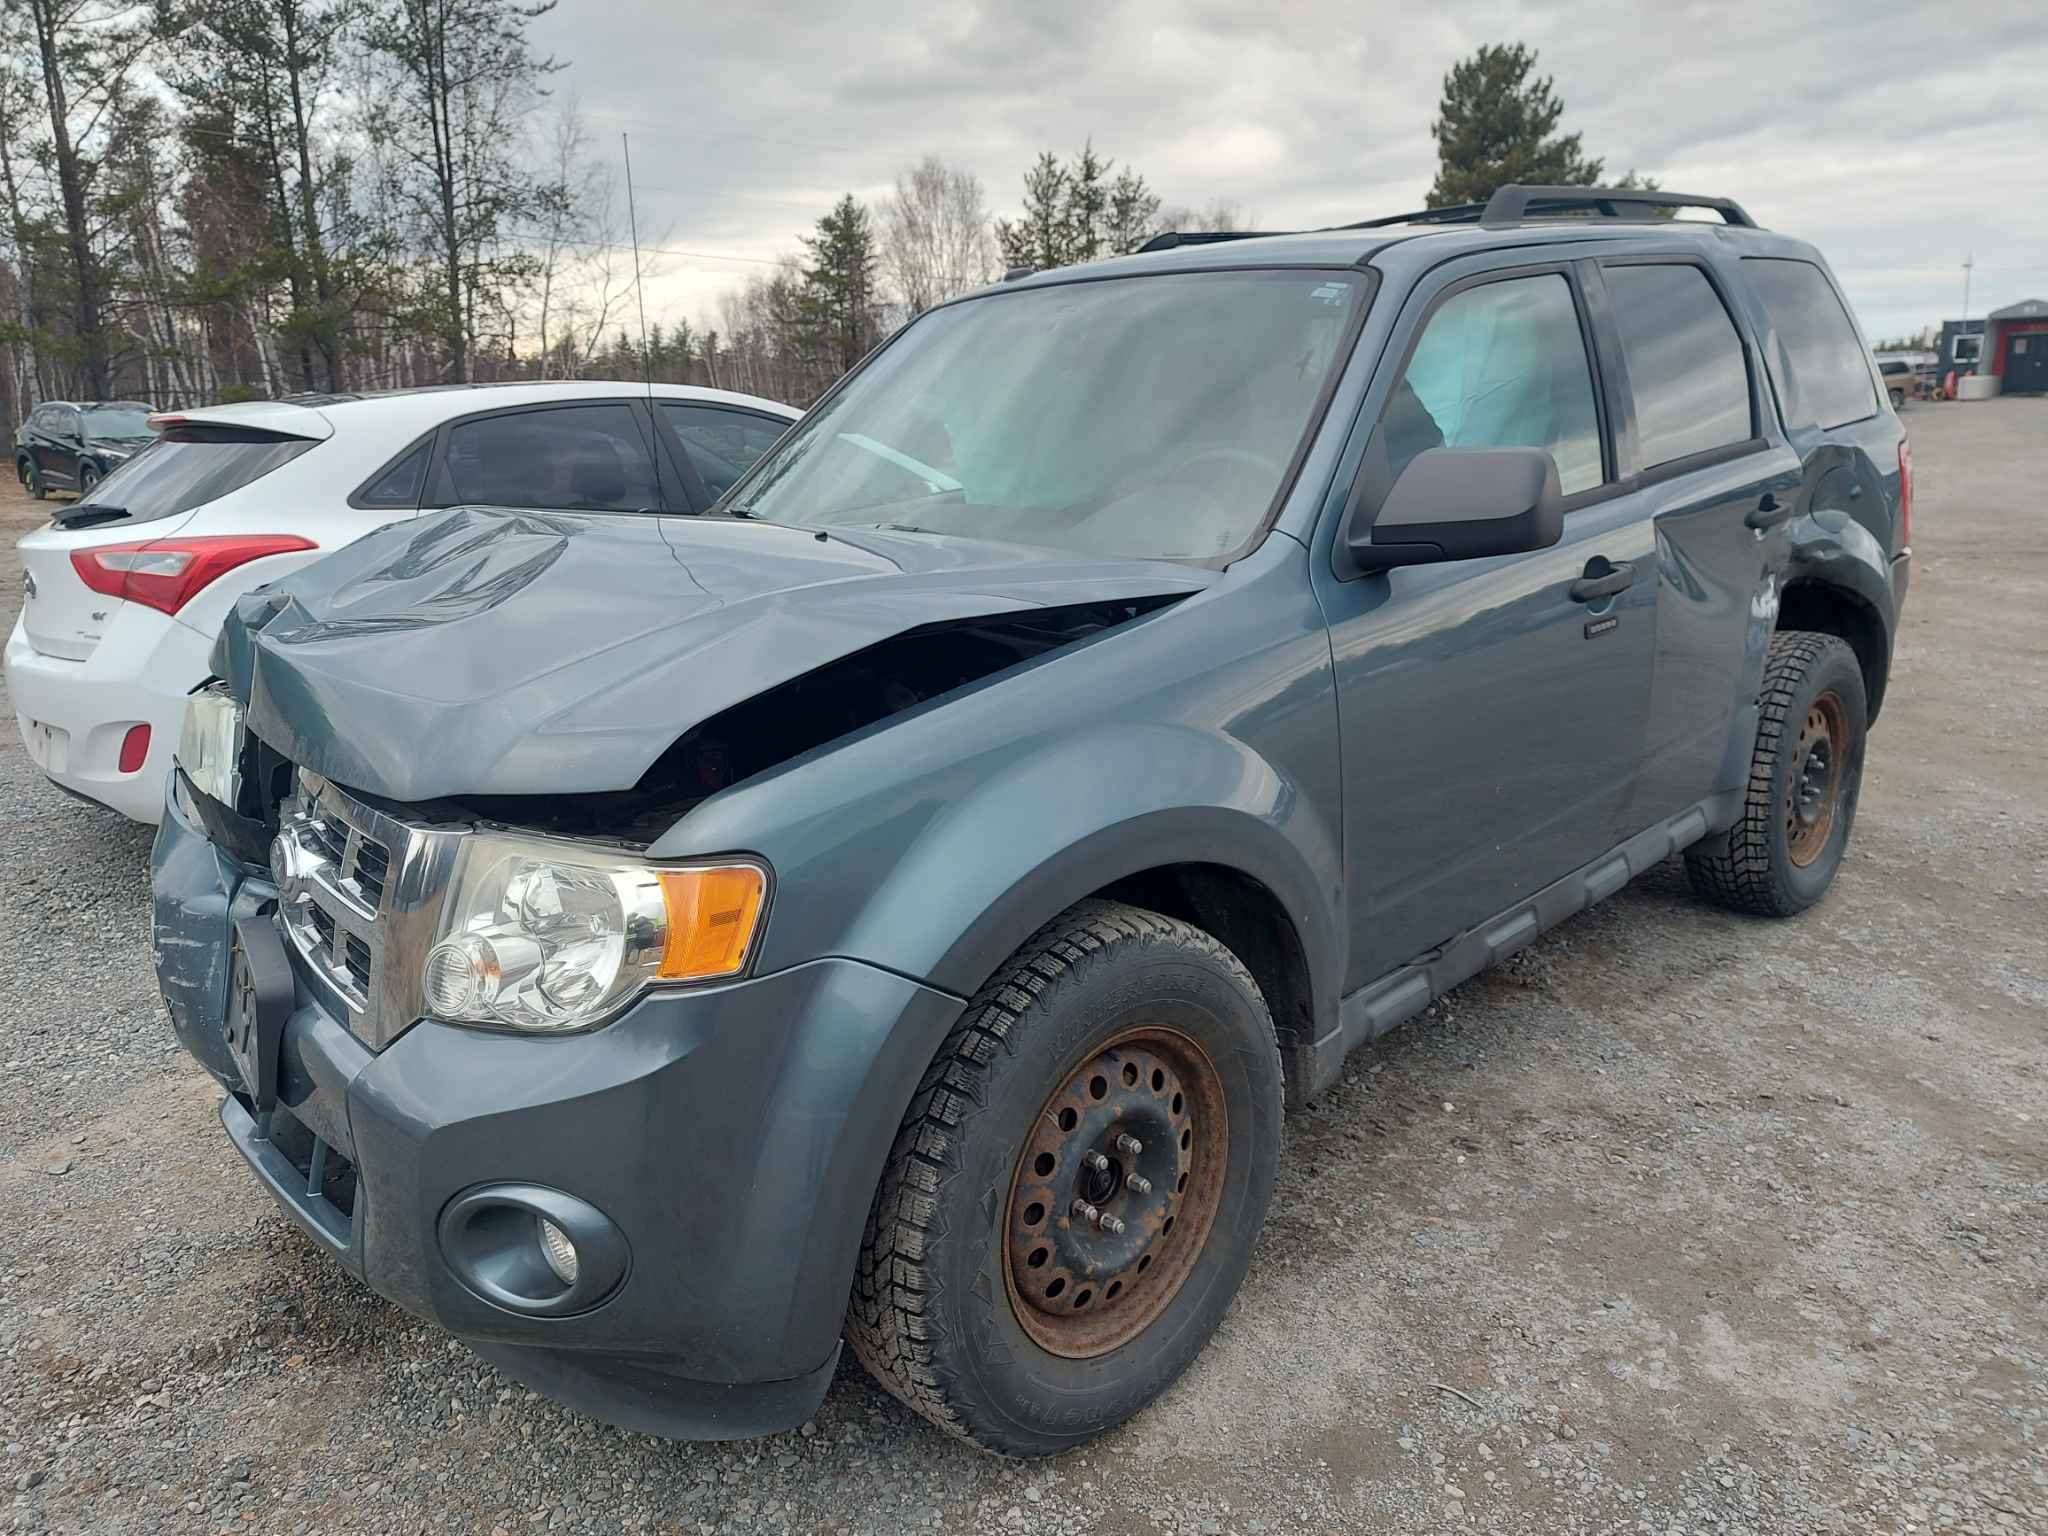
1348,446,1564,573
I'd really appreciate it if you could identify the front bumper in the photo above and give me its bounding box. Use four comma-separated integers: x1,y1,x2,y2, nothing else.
151,782,964,1438
6,606,210,823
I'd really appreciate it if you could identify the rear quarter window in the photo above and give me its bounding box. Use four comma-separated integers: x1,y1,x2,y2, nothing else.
79,426,317,525
1743,257,1879,430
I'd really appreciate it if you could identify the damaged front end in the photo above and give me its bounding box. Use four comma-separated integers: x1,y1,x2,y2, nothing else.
161,504,1206,1065
205,504,1210,832
454,596,1184,842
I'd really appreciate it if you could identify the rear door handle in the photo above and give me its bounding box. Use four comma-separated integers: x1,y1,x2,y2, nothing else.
1569,560,1635,603
1745,492,1795,531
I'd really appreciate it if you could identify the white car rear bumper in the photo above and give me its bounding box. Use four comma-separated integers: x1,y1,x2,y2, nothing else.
5,605,212,824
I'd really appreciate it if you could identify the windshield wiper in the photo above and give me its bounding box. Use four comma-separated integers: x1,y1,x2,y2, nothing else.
53,502,130,530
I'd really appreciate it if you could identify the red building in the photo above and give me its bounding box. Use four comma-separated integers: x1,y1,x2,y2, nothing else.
1984,299,2048,394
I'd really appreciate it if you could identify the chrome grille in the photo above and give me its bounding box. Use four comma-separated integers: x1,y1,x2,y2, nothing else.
272,771,463,1050
352,840,391,907
342,934,373,992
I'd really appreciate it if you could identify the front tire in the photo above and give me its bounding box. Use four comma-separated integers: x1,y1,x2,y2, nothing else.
845,899,1283,1456
77,463,97,498
20,457,44,499
1686,630,1868,917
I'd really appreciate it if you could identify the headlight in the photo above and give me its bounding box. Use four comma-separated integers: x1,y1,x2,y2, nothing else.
175,686,243,806
422,834,768,1033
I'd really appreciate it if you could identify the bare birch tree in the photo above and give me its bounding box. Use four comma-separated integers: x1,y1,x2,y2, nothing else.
879,156,997,317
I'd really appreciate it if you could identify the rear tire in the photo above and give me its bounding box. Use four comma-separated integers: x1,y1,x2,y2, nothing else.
845,899,1283,1456
1686,630,1867,917
20,457,44,499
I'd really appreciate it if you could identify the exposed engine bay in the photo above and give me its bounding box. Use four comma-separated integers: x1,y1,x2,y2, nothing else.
449,595,1185,843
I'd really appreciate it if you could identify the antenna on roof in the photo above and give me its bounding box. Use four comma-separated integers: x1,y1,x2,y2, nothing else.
621,132,653,399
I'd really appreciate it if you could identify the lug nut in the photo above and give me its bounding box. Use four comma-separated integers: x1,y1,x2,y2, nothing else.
1115,1134,1143,1156
1125,1173,1153,1196
1071,1199,1099,1224
1083,1151,1110,1173
1098,1213,1126,1236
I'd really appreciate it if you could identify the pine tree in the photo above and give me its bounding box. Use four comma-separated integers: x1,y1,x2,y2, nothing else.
995,146,1160,271
1426,43,1603,209
994,152,1066,272
163,0,362,392
1063,141,1110,262
799,194,881,384
1105,167,1161,256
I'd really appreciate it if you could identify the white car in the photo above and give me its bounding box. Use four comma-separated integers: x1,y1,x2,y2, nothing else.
7,381,798,823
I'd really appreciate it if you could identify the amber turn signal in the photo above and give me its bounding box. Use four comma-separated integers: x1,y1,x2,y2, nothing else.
656,865,767,981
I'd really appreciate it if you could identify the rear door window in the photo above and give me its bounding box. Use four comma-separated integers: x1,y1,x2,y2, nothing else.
1604,263,1755,470
660,404,787,500
1383,272,1605,496
74,426,317,525
436,403,664,513
1742,257,1878,429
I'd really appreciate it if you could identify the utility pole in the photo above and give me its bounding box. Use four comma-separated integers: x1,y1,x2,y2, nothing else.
1956,251,1978,383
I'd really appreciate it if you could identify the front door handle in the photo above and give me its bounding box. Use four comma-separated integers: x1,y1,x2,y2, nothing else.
1745,492,1795,531
1569,559,1635,603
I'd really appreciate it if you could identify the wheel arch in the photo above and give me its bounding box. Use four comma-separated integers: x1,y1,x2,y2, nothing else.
1777,575,1891,720
914,804,1340,1109
1093,862,1321,1104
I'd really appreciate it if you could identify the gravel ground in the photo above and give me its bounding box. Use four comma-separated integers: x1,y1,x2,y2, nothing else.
2,398,2043,1536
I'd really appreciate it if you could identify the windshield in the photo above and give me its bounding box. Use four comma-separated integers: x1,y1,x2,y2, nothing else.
729,269,1369,561
82,406,156,441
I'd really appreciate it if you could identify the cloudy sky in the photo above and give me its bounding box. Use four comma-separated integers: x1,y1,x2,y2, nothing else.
530,0,2048,346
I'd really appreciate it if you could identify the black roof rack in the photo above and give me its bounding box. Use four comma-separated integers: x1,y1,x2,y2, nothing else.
1135,228,1293,254
1124,184,1756,264
1345,184,1756,231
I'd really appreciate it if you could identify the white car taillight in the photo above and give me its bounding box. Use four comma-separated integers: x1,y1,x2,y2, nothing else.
70,534,316,616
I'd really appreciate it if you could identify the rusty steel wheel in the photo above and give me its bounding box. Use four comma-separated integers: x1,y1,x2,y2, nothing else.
846,900,1284,1455
1786,689,1847,867
1003,1027,1226,1357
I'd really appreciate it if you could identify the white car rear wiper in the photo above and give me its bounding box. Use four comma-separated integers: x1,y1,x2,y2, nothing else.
53,502,130,530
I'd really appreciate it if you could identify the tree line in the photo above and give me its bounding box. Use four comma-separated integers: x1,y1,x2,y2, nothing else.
0,15,1650,444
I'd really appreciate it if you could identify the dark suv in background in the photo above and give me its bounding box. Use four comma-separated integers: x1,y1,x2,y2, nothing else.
153,186,1909,1456
15,399,157,498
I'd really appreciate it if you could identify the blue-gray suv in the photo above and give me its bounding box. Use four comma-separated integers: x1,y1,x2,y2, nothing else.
152,186,1911,1456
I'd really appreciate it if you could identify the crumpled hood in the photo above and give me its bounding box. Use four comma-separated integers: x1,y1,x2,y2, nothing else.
214,505,1213,802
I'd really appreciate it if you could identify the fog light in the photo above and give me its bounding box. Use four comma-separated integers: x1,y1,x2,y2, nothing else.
437,1183,628,1316
536,1217,579,1286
